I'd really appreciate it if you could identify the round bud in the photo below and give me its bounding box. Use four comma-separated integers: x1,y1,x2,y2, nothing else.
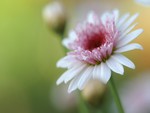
42,1,67,34
82,80,107,106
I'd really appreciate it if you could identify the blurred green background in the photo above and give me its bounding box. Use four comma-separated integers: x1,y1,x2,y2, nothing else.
0,0,63,113
0,0,149,113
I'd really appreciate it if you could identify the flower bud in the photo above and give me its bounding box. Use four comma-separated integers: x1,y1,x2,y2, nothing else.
81,80,107,106
42,1,67,34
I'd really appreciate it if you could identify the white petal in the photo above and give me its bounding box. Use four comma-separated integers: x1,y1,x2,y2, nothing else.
117,29,143,48
57,56,68,68
56,70,68,85
62,30,77,48
64,64,87,83
100,62,111,83
57,56,71,68
106,57,124,75
69,30,78,40
87,11,96,24
93,65,101,79
93,63,111,83
115,43,143,53
117,23,138,41
120,13,139,32
113,9,119,23
62,38,69,48
101,12,111,25
56,62,84,85
57,56,80,68
113,9,119,24
117,13,130,28
78,66,93,90
68,75,82,93
112,54,135,69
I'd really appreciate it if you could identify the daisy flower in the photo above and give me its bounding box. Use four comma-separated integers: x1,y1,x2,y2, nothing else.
56,10,143,93
135,0,150,6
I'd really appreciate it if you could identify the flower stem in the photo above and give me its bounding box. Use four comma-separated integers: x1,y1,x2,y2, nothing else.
78,93,89,113
108,77,124,113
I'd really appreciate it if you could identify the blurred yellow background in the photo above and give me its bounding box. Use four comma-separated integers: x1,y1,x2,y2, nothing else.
0,0,149,113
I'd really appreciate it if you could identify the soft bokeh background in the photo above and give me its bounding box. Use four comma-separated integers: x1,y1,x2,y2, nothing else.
0,0,149,113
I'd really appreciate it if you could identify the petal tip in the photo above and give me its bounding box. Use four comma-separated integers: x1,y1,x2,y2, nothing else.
56,80,61,85
133,13,139,19
64,79,69,84
56,63,60,68
130,63,136,69
132,66,136,69
67,88,74,94
102,79,109,84
56,77,64,85
120,71,124,75
118,68,124,75
139,28,144,33
139,45,144,50
56,60,63,68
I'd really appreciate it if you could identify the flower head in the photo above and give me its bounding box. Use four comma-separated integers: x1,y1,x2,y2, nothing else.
56,10,143,93
42,1,66,33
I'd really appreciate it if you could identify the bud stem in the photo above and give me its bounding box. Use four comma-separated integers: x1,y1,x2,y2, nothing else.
78,92,89,113
108,76,125,113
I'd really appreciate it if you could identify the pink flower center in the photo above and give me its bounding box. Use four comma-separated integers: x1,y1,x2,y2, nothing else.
83,31,106,51
68,18,118,65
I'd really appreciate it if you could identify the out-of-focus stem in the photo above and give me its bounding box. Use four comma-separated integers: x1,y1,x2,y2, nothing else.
108,77,124,113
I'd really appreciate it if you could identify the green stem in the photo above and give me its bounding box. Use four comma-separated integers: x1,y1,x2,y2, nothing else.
108,77,124,113
78,92,89,113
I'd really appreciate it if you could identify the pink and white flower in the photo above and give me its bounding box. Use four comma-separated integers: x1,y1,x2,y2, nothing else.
135,0,150,6
56,10,143,93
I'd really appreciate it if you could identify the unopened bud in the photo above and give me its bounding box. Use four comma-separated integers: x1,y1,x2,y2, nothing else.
82,80,107,106
42,1,67,34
